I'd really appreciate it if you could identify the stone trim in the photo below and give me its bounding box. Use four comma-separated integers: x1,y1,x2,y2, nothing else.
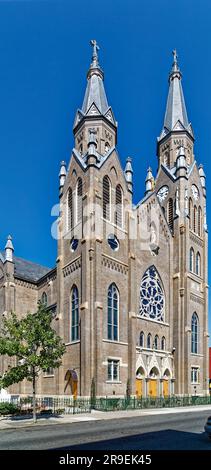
63,256,81,277
190,293,204,305
189,231,204,247
14,278,37,290
102,254,128,275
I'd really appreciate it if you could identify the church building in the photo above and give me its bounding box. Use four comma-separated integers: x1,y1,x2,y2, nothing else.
0,42,209,398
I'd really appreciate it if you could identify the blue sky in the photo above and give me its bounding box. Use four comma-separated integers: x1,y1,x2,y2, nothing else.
0,0,210,336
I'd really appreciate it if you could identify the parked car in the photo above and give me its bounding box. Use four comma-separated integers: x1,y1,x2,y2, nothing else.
204,416,211,438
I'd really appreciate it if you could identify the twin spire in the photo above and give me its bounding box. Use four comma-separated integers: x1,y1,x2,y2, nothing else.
74,42,193,144
159,49,193,140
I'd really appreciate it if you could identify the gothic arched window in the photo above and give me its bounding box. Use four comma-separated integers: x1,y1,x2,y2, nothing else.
115,184,123,228
196,252,201,276
71,286,79,342
67,187,73,231
139,266,165,322
198,206,202,237
191,312,199,354
154,335,159,350
193,206,197,233
103,176,111,221
147,333,151,349
76,177,83,224
41,292,48,306
190,247,194,273
139,331,144,347
107,283,119,341
189,198,193,230
161,336,166,351
167,198,174,231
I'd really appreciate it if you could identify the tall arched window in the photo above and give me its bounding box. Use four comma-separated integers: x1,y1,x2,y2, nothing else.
161,336,166,351
103,176,111,221
189,198,193,230
41,292,48,306
193,206,197,233
198,206,202,237
167,198,173,231
196,252,201,276
115,184,123,227
154,335,159,350
71,286,79,342
107,284,119,341
190,247,194,273
147,333,151,349
191,313,199,354
67,188,73,231
76,177,82,224
139,331,144,347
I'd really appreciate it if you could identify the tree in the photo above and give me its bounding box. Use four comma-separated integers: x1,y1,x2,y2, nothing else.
0,302,66,423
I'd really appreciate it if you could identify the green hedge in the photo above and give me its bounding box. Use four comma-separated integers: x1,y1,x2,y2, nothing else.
0,402,20,416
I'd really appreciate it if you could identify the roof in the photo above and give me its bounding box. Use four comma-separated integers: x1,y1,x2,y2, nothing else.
13,256,51,282
0,251,51,282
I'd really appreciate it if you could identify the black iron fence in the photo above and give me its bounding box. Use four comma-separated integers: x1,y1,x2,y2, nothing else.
0,395,211,416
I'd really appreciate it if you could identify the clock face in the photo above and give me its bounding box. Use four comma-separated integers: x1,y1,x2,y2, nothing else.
192,185,199,201
157,185,169,202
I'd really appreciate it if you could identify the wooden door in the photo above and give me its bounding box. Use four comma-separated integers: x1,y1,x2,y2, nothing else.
136,379,143,398
149,379,157,398
163,380,169,397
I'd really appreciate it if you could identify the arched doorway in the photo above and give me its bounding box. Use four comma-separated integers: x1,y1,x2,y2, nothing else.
136,367,145,398
148,367,159,398
64,369,78,398
163,369,171,397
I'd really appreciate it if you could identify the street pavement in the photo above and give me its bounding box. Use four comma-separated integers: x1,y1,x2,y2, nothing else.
0,406,211,450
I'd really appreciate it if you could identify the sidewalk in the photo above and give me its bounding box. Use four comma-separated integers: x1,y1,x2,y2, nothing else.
0,404,211,430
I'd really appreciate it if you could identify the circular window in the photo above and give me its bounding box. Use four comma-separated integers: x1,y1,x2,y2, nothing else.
108,234,119,251
70,238,79,252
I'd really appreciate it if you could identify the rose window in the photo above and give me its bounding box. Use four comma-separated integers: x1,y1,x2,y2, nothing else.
139,266,164,321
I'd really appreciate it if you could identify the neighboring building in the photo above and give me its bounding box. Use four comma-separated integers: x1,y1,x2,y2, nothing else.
0,43,209,397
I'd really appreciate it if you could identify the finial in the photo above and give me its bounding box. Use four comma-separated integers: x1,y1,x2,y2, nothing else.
170,48,181,79
90,39,99,67
125,157,133,194
173,49,178,65
59,161,67,197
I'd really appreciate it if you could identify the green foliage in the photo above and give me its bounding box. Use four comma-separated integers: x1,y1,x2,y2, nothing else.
0,302,66,389
0,402,19,415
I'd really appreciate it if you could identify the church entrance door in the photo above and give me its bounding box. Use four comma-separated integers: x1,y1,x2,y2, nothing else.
163,379,169,397
136,378,143,398
149,379,157,398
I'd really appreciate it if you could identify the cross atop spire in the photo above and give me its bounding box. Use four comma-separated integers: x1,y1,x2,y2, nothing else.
90,39,100,67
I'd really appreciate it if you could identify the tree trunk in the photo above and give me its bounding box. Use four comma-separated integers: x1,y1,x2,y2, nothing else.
32,367,37,424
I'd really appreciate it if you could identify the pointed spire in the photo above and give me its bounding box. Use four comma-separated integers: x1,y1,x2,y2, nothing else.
145,167,154,195
124,157,133,193
59,161,67,197
159,50,193,140
5,235,14,262
73,41,117,130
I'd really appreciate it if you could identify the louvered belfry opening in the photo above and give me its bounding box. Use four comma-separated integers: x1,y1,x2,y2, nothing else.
103,175,110,220
77,177,83,224
68,187,73,231
115,184,123,227
167,198,173,231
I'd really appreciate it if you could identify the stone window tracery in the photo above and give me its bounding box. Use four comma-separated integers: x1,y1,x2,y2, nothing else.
139,266,164,322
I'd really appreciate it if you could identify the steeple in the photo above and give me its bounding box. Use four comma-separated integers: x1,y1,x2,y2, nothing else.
159,50,193,141
73,40,117,132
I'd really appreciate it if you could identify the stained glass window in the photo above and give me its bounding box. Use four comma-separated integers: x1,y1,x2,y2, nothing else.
139,266,164,322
